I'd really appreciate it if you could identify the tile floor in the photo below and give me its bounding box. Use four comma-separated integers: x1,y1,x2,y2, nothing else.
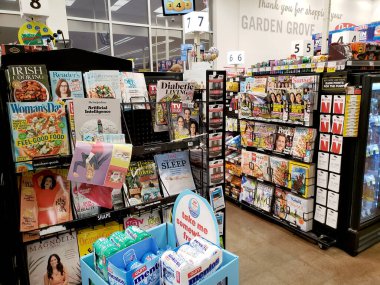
225,202,380,285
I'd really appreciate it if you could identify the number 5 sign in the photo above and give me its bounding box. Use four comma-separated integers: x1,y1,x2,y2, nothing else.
183,11,209,34
227,51,245,65
19,0,50,17
291,40,314,57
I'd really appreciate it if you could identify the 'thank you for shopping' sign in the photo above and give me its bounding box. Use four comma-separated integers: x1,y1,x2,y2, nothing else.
173,190,219,246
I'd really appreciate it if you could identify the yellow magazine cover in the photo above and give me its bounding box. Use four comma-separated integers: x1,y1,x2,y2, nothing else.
288,161,315,198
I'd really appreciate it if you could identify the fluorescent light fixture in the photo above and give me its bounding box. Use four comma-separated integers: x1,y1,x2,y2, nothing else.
111,0,132,11
66,0,76,6
114,36,135,45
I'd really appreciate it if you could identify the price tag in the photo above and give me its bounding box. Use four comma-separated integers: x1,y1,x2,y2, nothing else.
252,68,258,73
331,31,360,44
183,11,209,34
316,62,325,73
327,61,337,73
19,0,50,17
291,40,314,57
301,64,306,68
227,51,245,65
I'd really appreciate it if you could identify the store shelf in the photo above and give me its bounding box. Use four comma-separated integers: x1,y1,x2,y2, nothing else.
244,145,313,164
238,201,336,249
225,194,241,205
241,116,310,128
346,60,380,67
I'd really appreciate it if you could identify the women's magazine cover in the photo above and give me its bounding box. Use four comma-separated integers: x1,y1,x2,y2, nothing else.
49,71,85,101
241,175,257,205
84,70,121,99
240,120,254,147
20,169,72,231
125,160,161,205
170,102,200,140
273,126,295,154
27,232,81,285
155,80,195,127
253,182,274,212
6,64,51,102
270,156,289,187
239,92,254,119
273,187,288,219
268,88,285,121
253,122,276,150
291,128,317,162
241,149,254,177
68,141,132,189
250,152,271,181
72,98,122,142
154,151,196,197
7,102,70,163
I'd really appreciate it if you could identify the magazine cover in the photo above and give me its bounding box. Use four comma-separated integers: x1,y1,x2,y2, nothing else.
240,120,254,147
67,100,76,148
273,188,288,219
119,72,149,106
209,74,224,101
240,175,257,205
8,102,70,162
85,70,121,99
210,185,226,211
209,132,223,158
170,102,200,140
154,151,196,197
209,104,224,130
250,152,271,181
77,222,122,257
49,71,84,101
123,210,161,230
226,81,239,92
253,182,274,212
253,122,276,150
270,157,289,187
20,169,72,231
27,232,81,285
209,159,224,185
239,92,253,119
287,88,305,123
73,98,121,141
288,161,316,198
241,149,254,177
268,89,285,121
125,160,161,205
82,133,125,144
252,76,267,94
68,141,132,189
7,65,51,102
273,126,295,154
285,193,314,232
291,128,317,162
155,80,195,126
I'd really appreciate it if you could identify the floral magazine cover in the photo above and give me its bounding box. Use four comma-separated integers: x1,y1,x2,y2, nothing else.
85,70,121,99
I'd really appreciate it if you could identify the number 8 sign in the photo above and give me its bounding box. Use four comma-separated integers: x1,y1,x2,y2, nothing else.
19,0,50,17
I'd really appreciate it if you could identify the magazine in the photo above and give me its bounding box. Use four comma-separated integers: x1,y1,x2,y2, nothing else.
7,65,51,102
49,71,84,101
239,92,253,119
208,104,224,130
209,159,224,185
8,102,70,162
253,122,276,150
270,156,289,187
20,169,72,231
288,161,316,198
82,133,126,144
155,80,195,126
273,188,288,219
240,120,254,147
154,151,196,197
241,149,254,177
268,89,285,121
119,72,149,106
209,185,226,211
84,70,121,99
226,81,239,92
77,222,122,257
253,182,274,212
208,74,224,101
285,193,314,232
123,210,161,230
291,128,317,162
273,126,295,154
252,76,267,94
27,232,81,285
240,175,257,205
73,98,122,141
250,152,271,181
68,141,132,188
170,102,200,140
287,88,305,123
125,160,161,205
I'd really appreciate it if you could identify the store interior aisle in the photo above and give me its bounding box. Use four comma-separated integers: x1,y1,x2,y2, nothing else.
226,202,380,285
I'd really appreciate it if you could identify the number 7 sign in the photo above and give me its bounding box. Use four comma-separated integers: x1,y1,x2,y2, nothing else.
183,11,209,34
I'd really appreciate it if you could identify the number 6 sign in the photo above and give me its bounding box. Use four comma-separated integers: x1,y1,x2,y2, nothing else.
227,51,245,65
19,0,50,17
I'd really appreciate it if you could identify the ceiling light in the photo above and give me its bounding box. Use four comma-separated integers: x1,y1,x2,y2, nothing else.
66,0,76,6
114,36,135,45
111,0,132,11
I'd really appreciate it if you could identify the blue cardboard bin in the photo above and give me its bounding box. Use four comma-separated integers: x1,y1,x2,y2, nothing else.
81,223,239,285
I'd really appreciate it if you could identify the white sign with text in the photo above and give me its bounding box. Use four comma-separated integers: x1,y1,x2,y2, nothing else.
291,40,314,56
183,11,209,34
19,0,50,17
227,51,245,65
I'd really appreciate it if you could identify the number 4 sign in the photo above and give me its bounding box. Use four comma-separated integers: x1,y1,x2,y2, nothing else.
19,0,50,17
183,11,209,34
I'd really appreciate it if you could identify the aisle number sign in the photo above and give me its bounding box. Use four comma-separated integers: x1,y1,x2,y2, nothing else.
19,0,50,17
183,11,209,34
291,40,314,57
227,51,245,65
331,31,360,44
173,190,219,246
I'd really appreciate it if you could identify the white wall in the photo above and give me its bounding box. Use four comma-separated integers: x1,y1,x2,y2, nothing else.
214,0,376,68
46,0,69,39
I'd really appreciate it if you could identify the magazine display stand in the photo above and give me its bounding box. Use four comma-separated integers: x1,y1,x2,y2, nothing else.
0,49,217,284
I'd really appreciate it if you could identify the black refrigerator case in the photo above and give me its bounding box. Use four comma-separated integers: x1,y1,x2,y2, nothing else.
339,73,380,256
